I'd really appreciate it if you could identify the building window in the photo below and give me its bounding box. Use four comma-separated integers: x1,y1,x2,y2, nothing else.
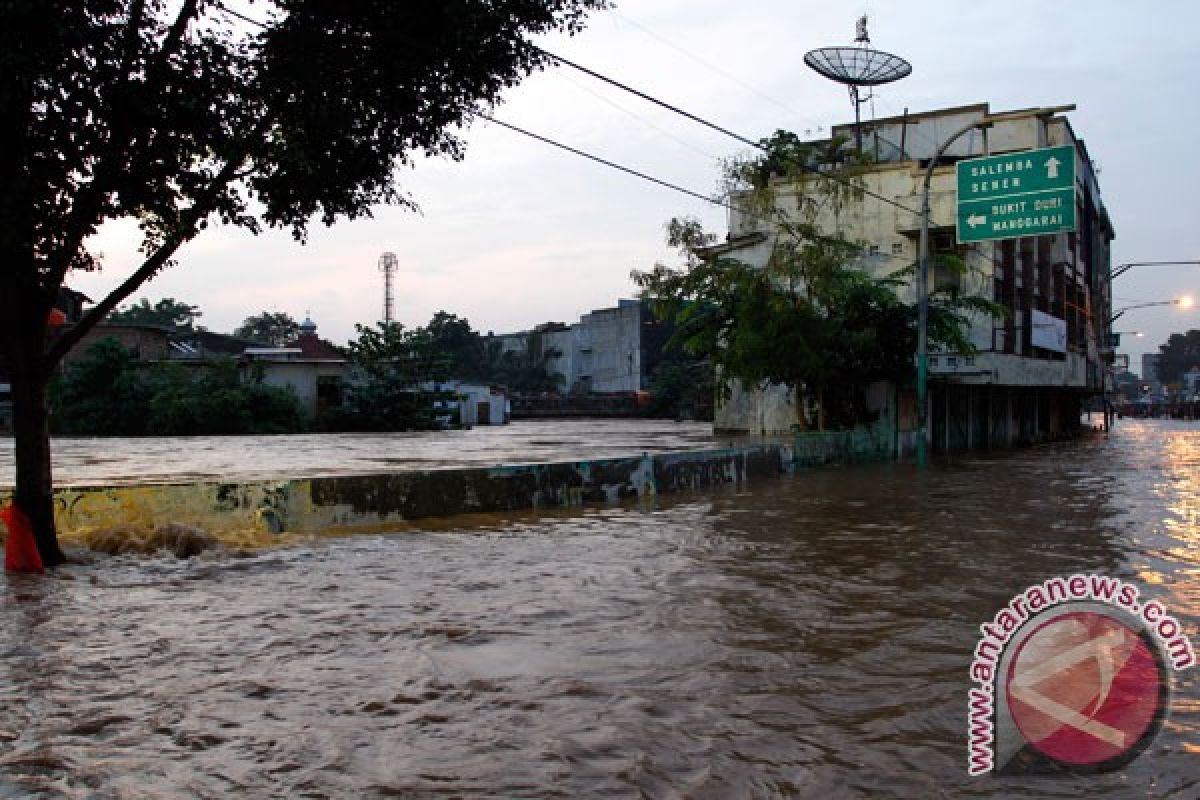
891,242,904,256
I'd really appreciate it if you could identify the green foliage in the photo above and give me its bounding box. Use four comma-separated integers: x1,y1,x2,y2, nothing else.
51,338,305,435
235,311,300,346
321,322,448,431
2,0,608,558
647,361,714,420
483,337,564,394
48,339,151,435
5,0,610,283
423,311,488,381
632,128,1005,429
1155,329,1200,384
634,210,1001,428
108,297,202,330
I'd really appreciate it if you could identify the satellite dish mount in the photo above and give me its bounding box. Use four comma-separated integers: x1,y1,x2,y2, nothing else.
804,16,912,153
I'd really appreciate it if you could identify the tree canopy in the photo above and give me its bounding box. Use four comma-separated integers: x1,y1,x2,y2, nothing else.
108,297,202,330
0,0,609,565
235,311,300,346
1155,329,1200,384
322,321,449,431
634,132,999,429
51,338,305,435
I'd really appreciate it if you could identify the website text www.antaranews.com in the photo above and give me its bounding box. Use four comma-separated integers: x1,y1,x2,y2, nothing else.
967,574,1195,775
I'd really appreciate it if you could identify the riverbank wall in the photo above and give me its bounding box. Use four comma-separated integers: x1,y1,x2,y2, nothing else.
0,444,807,544
0,425,907,549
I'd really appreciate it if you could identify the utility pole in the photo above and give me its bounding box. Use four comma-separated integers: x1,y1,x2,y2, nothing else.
916,105,1075,467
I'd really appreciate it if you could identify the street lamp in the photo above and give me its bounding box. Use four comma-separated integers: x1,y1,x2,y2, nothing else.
1109,296,1195,323
1103,298,1193,424
1111,261,1200,280
915,104,1075,467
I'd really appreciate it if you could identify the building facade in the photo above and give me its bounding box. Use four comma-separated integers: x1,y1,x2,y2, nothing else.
500,298,667,394
713,103,1114,452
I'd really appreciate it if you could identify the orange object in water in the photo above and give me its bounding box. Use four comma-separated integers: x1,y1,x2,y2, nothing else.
3,504,45,574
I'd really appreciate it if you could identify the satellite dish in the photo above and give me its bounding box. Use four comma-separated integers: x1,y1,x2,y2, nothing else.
802,47,912,88
804,16,912,152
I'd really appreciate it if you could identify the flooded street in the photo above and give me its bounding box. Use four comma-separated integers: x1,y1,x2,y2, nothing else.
1,419,1198,798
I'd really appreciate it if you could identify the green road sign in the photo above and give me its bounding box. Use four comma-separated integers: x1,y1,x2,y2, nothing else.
955,144,1077,244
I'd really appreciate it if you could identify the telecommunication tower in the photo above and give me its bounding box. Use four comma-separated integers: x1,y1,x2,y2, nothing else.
804,16,912,152
378,252,398,324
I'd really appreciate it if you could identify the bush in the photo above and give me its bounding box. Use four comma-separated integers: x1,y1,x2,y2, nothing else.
51,339,306,436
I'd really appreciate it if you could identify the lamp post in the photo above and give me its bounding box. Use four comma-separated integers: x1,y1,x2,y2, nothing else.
915,104,1075,467
1109,295,1195,323
1111,261,1200,280
1103,297,1195,429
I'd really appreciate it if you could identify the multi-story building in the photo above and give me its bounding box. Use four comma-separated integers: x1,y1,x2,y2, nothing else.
499,299,670,394
714,102,1114,453
1140,353,1162,397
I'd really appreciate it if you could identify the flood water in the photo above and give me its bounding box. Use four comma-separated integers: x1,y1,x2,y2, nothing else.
1,419,1198,798
0,419,719,488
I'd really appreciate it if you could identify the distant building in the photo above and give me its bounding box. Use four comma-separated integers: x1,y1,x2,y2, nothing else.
499,299,669,393
423,381,509,427
242,316,346,419
62,322,173,366
1140,353,1163,398
1140,353,1159,382
1183,367,1200,400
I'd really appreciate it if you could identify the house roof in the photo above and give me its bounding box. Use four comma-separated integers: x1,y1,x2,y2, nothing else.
286,333,344,360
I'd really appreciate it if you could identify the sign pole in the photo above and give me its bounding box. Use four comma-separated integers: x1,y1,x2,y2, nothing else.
917,118,989,467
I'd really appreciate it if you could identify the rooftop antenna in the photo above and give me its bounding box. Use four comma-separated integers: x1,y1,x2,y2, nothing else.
378,252,398,324
804,15,911,153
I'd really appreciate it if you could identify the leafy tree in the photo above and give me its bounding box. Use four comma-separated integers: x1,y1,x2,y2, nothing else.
424,311,488,380
647,360,714,420
109,297,202,330
51,340,304,435
1,0,607,564
321,322,449,431
1155,329,1200,384
49,339,151,434
483,336,564,394
235,311,300,346
634,129,999,429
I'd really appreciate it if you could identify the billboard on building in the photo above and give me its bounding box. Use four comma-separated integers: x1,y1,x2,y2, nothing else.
1031,310,1067,353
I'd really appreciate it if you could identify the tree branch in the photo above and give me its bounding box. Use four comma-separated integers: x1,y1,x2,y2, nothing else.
45,0,202,290
45,114,270,367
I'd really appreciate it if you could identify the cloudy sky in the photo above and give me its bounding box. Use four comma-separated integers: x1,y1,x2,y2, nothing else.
77,0,1198,372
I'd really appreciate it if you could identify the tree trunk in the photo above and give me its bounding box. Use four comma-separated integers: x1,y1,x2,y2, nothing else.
10,357,65,566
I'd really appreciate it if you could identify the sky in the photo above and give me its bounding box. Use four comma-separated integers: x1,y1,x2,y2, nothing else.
76,0,1200,374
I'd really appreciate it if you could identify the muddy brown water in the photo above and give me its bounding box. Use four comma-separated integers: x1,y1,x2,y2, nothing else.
0,420,720,487
1,419,1198,798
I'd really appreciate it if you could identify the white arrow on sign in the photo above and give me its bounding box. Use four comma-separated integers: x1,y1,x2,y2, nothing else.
1045,156,1061,180
967,213,987,228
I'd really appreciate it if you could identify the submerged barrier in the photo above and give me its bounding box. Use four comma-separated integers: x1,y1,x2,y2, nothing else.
0,444,791,543
0,430,905,554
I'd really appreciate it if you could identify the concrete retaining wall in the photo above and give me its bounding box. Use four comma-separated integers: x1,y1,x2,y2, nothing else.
0,445,790,540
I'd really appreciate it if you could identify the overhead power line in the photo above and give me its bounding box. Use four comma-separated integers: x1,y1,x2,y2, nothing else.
475,112,729,210
550,69,720,160
214,4,916,220
533,46,921,215
535,47,761,150
611,9,825,133
214,2,266,28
